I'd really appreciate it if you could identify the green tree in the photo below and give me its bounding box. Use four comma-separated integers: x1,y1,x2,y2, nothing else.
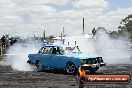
109,31,118,38
48,35,54,40
118,14,132,40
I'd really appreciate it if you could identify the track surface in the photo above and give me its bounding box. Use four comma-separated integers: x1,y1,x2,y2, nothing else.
0,56,132,88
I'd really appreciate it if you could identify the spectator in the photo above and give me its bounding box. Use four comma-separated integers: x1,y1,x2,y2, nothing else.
1,35,6,47
92,27,96,37
5,34,10,47
10,37,14,45
9,37,17,46
0,38,1,45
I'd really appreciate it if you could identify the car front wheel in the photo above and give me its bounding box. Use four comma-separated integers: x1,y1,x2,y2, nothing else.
36,61,43,72
65,62,77,75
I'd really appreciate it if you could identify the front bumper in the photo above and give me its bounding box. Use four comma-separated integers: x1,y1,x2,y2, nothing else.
100,62,106,67
81,63,106,70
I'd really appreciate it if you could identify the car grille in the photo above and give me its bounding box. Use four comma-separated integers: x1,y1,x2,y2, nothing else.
82,57,103,64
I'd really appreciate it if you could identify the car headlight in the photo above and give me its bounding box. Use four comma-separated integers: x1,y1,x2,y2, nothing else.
98,57,103,63
87,60,91,64
92,59,95,64
80,59,87,65
83,60,87,64
80,60,84,65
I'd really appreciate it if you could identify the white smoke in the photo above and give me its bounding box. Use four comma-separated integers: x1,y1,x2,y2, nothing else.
4,39,42,71
3,29,132,71
94,30,131,64
64,35,95,53
65,30,131,65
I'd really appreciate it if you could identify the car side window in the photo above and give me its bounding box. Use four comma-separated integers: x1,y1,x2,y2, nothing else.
44,47,52,54
52,47,61,54
39,46,52,54
52,47,57,54
38,47,45,54
59,47,65,54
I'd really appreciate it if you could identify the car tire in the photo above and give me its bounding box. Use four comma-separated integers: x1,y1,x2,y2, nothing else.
36,61,43,72
65,62,77,75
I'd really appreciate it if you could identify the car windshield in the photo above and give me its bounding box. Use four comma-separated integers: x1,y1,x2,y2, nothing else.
38,46,53,54
38,45,81,55
61,46,81,54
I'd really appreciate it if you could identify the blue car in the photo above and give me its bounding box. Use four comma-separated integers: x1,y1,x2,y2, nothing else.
27,45,105,75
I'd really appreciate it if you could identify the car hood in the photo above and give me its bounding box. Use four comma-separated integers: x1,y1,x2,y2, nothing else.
66,52,99,59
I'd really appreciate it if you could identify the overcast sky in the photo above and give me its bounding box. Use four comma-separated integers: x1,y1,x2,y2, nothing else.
0,0,132,37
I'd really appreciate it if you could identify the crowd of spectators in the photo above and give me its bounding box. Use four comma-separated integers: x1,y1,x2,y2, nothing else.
0,34,17,48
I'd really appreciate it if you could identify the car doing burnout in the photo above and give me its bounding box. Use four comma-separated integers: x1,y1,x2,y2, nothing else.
27,45,106,75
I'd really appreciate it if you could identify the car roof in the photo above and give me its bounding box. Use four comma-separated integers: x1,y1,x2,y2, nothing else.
44,44,62,47
43,44,75,48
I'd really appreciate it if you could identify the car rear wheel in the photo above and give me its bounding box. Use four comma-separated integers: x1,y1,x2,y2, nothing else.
36,61,43,72
65,62,77,75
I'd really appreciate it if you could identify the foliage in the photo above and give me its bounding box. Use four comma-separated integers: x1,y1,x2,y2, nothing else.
118,14,132,40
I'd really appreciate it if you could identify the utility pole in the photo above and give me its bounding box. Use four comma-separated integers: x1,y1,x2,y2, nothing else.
43,30,45,38
83,17,85,35
61,32,63,40
63,27,64,37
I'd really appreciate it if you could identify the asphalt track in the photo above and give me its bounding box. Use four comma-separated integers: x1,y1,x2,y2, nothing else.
0,55,132,88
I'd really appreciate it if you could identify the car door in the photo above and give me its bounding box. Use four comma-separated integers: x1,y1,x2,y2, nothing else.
38,46,52,67
51,46,67,69
39,54,52,67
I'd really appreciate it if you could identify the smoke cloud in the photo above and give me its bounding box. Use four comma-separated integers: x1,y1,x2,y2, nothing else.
65,30,131,64
3,29,131,71
4,39,42,71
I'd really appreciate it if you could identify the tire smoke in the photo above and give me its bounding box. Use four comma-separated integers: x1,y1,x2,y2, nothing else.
4,39,42,71
65,30,131,64
4,30,132,71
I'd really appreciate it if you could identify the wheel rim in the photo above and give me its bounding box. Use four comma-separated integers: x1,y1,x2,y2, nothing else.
37,61,43,71
66,63,76,74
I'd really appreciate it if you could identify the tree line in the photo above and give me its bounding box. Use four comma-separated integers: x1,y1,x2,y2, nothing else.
109,14,132,41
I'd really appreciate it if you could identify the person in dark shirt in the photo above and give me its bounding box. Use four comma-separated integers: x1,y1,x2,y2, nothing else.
92,27,96,37
5,34,10,47
1,35,6,47
52,47,57,54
